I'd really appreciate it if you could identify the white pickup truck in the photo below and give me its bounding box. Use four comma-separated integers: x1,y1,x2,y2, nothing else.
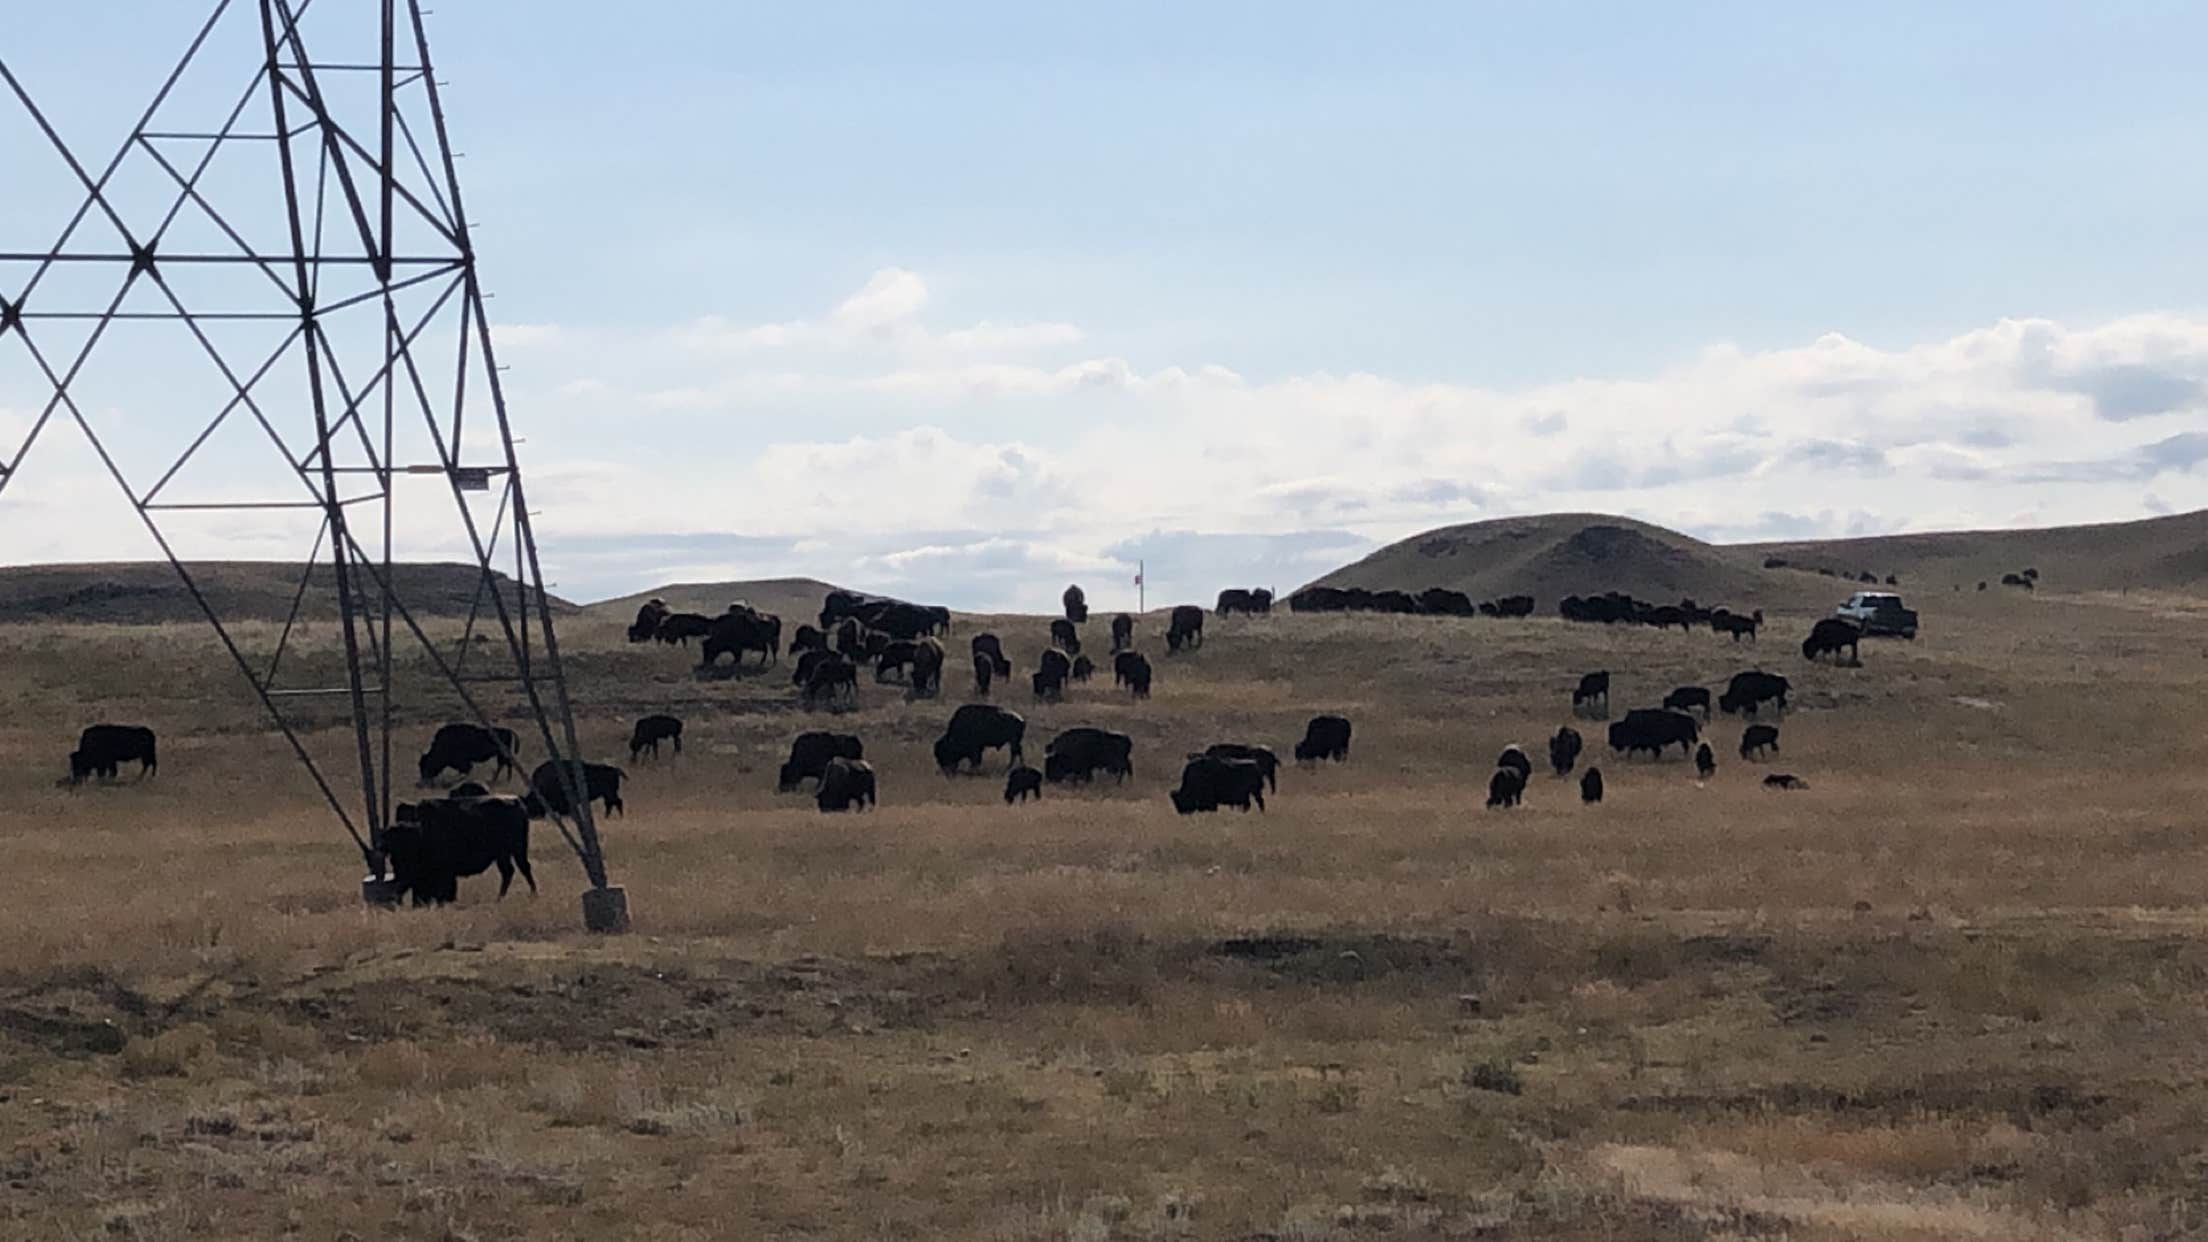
1836,591,1918,640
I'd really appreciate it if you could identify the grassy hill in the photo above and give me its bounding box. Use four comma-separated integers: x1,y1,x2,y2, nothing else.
1310,508,2208,605
1310,512,1827,607
1740,508,2208,594
584,577,846,627
0,560,569,624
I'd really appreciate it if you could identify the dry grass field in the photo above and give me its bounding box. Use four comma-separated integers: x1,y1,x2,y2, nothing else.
5,576,2208,1239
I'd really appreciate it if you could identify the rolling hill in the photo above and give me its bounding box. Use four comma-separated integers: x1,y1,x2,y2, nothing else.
0,561,569,625
1309,509,2208,605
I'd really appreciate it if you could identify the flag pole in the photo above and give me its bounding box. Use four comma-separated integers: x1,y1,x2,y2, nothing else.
1138,560,1146,614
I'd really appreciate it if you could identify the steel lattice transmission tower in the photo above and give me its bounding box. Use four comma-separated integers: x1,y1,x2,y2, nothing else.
0,1,624,928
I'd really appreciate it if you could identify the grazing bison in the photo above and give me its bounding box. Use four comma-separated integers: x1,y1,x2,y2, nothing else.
973,653,995,697
1801,618,1862,664
1113,650,1153,698
1170,755,1266,814
1417,587,1477,617
627,599,669,643
1580,767,1604,804
1718,670,1791,716
1573,671,1610,716
67,724,158,785
1005,764,1043,803
382,794,535,906
701,610,780,667
792,647,835,690
970,633,1013,679
1049,618,1081,655
418,722,518,785
628,714,683,760
526,759,625,818
1062,585,1089,624
656,612,714,646
1217,588,1275,616
1764,773,1808,790
1033,649,1072,700
934,704,1026,773
1549,726,1584,776
778,731,864,792
908,638,946,698
1295,714,1352,763
874,640,920,683
1165,604,1205,652
1487,766,1525,809
1045,727,1135,783
1070,654,1096,683
1739,724,1779,760
1695,742,1716,780
1109,612,1135,651
1203,743,1278,793
1495,745,1532,782
801,654,860,709
1712,609,1763,642
1607,708,1700,760
789,624,828,656
1663,686,1712,717
816,757,876,812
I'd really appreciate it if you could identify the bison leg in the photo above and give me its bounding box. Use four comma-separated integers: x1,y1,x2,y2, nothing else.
495,857,516,898
513,848,536,895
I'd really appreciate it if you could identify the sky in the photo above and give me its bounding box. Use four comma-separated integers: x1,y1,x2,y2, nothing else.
3,2,2207,610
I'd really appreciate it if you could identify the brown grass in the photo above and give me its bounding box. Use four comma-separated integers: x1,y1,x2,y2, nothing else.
3,591,2208,1237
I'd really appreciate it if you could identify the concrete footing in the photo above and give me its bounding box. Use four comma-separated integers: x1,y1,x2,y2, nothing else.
582,885,632,934
360,875,404,908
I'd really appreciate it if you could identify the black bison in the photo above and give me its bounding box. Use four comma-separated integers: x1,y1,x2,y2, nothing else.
1033,649,1072,700
934,704,1026,773
1694,742,1716,780
1718,670,1791,716
1573,671,1609,716
1802,618,1862,664
701,609,781,667
1764,773,1808,790
1113,650,1153,698
1548,726,1583,776
875,640,920,683
1049,618,1081,655
656,612,714,646
628,714,683,760
1607,708,1700,760
1165,604,1205,652
1580,767,1604,804
382,793,535,906
970,633,1013,679
1739,724,1779,760
1217,588,1274,616
789,624,829,656
1203,743,1278,793
1170,755,1266,813
1712,610,1762,642
67,723,158,785
1417,587,1476,617
973,653,995,697
525,759,624,818
778,731,864,791
1062,584,1089,624
1487,766,1525,809
908,638,946,698
1294,714,1352,763
1045,727,1135,783
627,599,669,643
1109,612,1134,651
1495,745,1532,782
418,722,518,785
801,653,859,708
816,757,876,812
1005,765,1043,804
1070,654,1096,683
792,647,835,689
1663,686,1711,717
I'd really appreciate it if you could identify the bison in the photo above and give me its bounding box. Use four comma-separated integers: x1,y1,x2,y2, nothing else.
67,723,158,785
1165,604,1205,652
801,653,859,709
628,714,683,760
627,599,670,643
381,793,535,906
1062,584,1089,624
1694,742,1716,780
1764,773,1808,790
934,704,1026,773
1739,724,1779,760
1580,767,1604,804
1487,766,1525,809
973,653,995,697
816,757,876,812
1802,618,1862,665
656,612,714,646
1718,670,1790,716
778,731,863,791
525,759,624,818
1295,714,1352,763
1113,650,1153,698
1005,764,1043,804
1203,743,1278,793
701,610,779,667
1496,745,1532,782
1663,686,1712,717
1607,708,1700,760
1046,727,1135,783
1049,618,1081,655
1033,649,1072,700
1109,613,1134,651
1573,671,1610,716
418,722,518,785
1549,726,1583,776
908,638,945,698
1170,755,1266,814
1070,654,1096,683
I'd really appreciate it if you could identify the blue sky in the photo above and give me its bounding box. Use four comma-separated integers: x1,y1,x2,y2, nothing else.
4,3,2208,608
